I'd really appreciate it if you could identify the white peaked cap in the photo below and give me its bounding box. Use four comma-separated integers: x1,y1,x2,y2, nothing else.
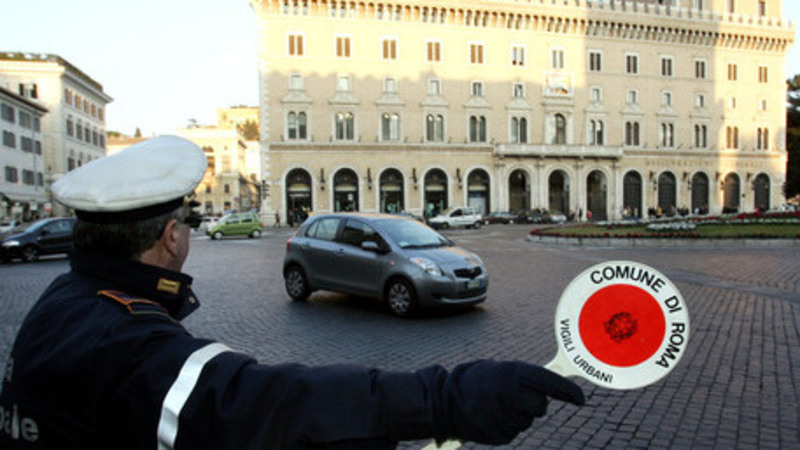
52,135,207,223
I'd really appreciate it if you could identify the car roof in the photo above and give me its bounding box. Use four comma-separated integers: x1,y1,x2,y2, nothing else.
307,212,405,223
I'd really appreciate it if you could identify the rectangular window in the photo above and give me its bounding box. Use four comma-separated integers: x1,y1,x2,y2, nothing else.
694,124,708,148
661,56,673,77
1,104,14,123
660,123,675,148
426,41,441,62
513,83,525,99
511,45,525,66
18,111,32,129
289,74,304,90
21,137,33,152
696,94,706,108
383,77,397,94
626,54,639,74
727,63,738,81
758,0,766,16
337,75,352,92
662,91,673,107
469,43,484,64
3,131,15,148
590,87,602,103
758,66,768,83
589,51,602,72
336,36,351,58
551,49,565,69
382,38,397,60
727,0,735,14
471,81,484,97
695,60,706,79
288,33,304,56
626,89,638,105
428,78,441,96
5,166,18,183
22,170,35,185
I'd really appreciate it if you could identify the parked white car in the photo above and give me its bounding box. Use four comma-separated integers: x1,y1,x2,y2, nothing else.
0,220,21,234
427,207,483,230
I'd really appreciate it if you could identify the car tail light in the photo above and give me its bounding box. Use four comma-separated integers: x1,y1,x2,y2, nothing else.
286,237,294,252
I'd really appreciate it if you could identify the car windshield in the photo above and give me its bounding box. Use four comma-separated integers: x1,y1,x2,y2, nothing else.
378,218,452,249
11,220,45,233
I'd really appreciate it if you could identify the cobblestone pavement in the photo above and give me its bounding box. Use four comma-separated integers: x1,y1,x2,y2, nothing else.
1,225,798,449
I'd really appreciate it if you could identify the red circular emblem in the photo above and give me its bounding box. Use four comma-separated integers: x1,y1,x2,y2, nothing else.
578,284,666,367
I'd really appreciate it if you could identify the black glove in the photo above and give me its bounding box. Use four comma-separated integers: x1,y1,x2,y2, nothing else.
433,360,584,445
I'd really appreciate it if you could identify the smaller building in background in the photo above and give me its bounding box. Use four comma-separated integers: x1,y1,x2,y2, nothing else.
0,86,48,221
176,122,259,216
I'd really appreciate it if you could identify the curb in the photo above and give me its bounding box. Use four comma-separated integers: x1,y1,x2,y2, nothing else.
526,234,800,247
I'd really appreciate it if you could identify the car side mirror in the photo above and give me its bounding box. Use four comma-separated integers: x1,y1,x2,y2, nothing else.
361,241,381,253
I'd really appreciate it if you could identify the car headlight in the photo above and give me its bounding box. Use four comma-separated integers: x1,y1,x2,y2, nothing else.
2,240,20,248
411,257,442,276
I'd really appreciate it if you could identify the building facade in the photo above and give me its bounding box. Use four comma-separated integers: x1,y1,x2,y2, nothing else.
0,52,112,217
250,0,794,223
0,86,48,220
176,123,260,215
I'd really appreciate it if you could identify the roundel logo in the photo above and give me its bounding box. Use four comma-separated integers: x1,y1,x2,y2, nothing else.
552,261,690,390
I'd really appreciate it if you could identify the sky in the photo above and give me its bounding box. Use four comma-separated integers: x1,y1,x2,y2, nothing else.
1,0,799,137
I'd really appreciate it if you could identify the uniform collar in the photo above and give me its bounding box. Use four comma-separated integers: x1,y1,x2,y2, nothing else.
70,248,200,320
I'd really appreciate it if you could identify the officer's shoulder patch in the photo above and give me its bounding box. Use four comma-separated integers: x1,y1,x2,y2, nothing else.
98,290,174,321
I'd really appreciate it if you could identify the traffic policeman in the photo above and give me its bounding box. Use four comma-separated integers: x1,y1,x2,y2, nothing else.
0,135,584,449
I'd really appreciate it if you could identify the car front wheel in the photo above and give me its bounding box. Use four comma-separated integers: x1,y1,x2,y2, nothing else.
472,221,482,229
385,278,417,318
212,231,223,240
22,246,39,263
285,265,311,301
250,230,262,238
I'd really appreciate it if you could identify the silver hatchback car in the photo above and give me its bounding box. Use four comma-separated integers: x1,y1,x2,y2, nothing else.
283,213,489,317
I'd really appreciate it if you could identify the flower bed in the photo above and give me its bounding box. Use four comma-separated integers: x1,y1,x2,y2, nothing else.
530,211,800,239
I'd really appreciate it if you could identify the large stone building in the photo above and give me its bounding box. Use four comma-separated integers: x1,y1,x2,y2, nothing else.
0,86,48,220
250,0,794,222
0,52,112,217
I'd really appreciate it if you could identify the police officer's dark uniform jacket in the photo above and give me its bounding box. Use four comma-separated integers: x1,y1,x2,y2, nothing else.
0,136,584,449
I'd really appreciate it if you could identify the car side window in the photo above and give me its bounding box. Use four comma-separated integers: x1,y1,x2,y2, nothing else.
306,218,340,241
42,222,58,234
242,216,253,223
340,220,382,248
452,209,462,217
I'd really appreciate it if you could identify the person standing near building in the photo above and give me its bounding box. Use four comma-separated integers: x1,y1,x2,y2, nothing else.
0,136,583,449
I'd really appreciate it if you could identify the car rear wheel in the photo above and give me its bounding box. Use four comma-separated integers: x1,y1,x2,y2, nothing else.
472,221,482,229
250,230,262,238
385,278,417,318
212,231,223,240
285,265,311,301
22,246,39,263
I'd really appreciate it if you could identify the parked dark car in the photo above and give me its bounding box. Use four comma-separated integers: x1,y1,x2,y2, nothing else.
0,217,76,263
482,211,517,225
283,213,488,317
